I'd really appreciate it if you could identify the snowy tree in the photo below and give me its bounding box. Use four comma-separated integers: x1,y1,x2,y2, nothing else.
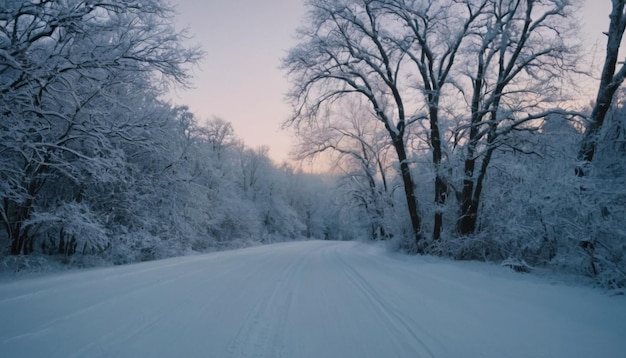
480,113,626,287
284,0,581,247
283,0,426,249
577,0,626,175
453,0,580,236
0,0,201,255
199,117,236,161
382,0,489,240
293,97,397,240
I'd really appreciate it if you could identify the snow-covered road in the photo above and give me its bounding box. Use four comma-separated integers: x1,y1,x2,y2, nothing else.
1,241,625,358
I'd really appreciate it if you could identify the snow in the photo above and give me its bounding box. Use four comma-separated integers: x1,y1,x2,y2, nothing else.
1,240,625,358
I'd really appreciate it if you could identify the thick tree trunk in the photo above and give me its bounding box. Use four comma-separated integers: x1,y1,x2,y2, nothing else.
8,178,41,255
458,157,477,235
458,130,496,236
392,139,423,248
577,77,626,173
458,74,482,236
468,146,494,233
9,219,31,255
429,105,446,241
9,226,23,255
577,0,626,175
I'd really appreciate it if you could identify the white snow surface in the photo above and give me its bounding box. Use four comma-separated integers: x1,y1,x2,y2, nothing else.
1,240,625,358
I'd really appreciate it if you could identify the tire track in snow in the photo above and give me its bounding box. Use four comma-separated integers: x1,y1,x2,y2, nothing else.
330,245,436,358
4,241,623,358
226,246,315,358
67,251,284,358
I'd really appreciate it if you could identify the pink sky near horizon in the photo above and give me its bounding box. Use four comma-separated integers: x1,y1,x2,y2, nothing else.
169,0,615,166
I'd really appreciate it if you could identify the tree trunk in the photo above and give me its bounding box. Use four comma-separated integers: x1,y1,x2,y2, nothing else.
458,157,477,235
429,105,446,240
577,0,626,175
8,178,41,255
392,138,423,248
9,220,31,255
458,130,496,236
458,74,482,236
577,77,626,173
9,225,23,255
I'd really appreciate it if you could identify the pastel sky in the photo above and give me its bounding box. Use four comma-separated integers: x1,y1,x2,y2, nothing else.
171,0,304,164
170,0,615,165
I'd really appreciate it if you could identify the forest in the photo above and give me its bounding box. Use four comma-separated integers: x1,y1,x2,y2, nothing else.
1,0,625,288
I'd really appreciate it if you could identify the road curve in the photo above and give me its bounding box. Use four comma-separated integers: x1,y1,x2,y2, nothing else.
1,240,625,358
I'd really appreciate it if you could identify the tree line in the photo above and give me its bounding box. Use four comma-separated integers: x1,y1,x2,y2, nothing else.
1,0,624,288
283,0,626,287
0,0,360,270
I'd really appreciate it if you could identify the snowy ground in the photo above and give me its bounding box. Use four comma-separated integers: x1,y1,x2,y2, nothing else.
1,241,625,358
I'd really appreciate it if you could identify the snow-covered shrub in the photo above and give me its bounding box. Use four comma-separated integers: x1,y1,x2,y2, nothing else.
31,201,110,257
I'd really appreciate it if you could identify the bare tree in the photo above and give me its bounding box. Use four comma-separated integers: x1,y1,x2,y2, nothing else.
455,0,579,235
293,97,395,240
577,0,626,175
200,117,236,160
283,0,425,248
384,0,489,240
